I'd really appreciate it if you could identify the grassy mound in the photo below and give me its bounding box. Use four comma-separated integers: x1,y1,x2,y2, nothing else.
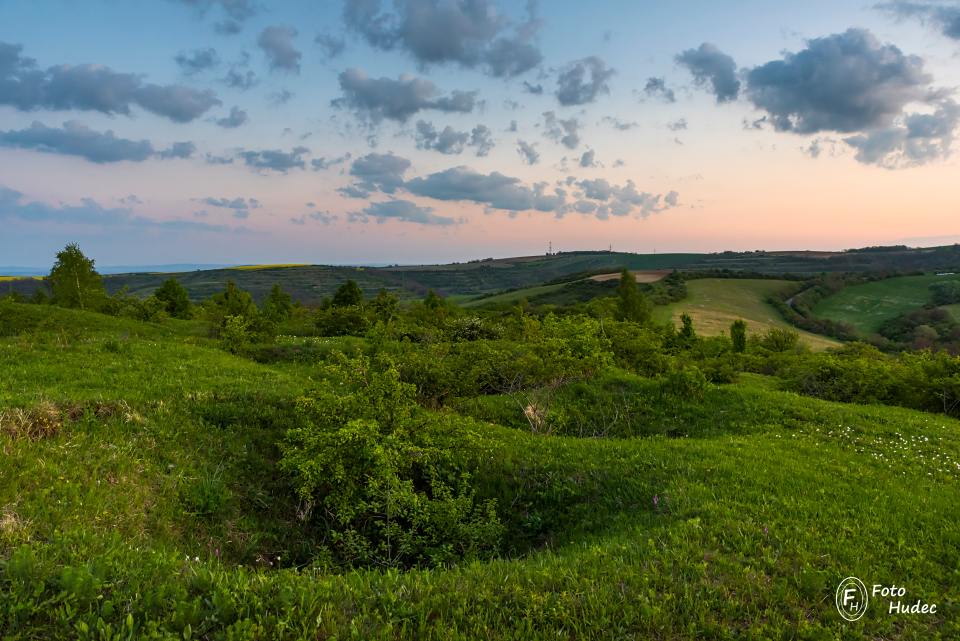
1,303,958,639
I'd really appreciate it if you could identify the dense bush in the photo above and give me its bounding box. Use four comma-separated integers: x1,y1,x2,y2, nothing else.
280,356,503,568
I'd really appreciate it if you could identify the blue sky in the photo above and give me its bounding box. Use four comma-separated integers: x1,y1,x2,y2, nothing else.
2,0,959,267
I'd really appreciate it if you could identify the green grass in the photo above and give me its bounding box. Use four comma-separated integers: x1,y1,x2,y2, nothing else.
943,303,960,322
653,279,840,350
461,282,567,307
813,274,960,334
2,302,958,638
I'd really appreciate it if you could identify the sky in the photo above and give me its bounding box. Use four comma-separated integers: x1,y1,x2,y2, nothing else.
1,0,959,267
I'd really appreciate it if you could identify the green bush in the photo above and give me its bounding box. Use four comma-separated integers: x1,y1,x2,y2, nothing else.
280,355,503,568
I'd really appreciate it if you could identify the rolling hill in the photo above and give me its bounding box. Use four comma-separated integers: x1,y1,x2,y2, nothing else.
654,278,841,350
813,273,960,335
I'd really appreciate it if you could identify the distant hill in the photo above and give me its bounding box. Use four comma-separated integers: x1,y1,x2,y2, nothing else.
6,244,960,305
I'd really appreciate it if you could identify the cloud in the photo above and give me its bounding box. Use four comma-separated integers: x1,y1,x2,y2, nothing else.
310,153,352,170
667,118,688,131
516,139,539,164
171,0,257,34
238,146,309,172
158,141,196,159
0,121,154,163
415,120,469,154
258,26,302,73
333,68,477,123
215,106,248,128
0,184,232,232
744,29,932,134
470,124,495,156
0,121,196,163
223,52,257,89
843,99,959,168
316,33,346,59
175,48,219,75
574,178,680,218
676,43,741,103
523,81,544,95
642,77,676,103
877,1,960,40
351,199,457,226
601,116,638,131
414,121,495,156
0,42,221,122
555,56,615,106
579,149,598,167
341,152,412,197
543,111,581,149
342,0,542,77
405,166,564,213
199,196,260,218
290,210,337,225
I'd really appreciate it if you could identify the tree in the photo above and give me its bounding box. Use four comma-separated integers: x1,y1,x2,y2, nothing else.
369,288,399,323
616,268,651,324
210,281,256,319
154,278,192,319
332,280,364,308
262,283,293,322
679,313,696,342
48,243,105,310
730,319,747,353
423,289,445,310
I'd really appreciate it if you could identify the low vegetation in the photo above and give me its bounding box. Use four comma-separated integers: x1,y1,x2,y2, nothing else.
2,244,959,638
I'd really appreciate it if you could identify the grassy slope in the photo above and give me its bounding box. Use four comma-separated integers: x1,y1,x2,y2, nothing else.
653,279,840,350
943,303,960,322
813,274,960,334
2,303,958,638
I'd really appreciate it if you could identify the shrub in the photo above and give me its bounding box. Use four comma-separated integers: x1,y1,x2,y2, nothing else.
660,365,708,401
280,355,503,568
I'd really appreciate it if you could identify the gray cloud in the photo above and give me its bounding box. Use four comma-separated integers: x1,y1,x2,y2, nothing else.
844,99,959,168
342,0,542,78
878,1,960,40
667,118,688,131
405,166,565,213
158,141,196,159
414,121,495,156
555,56,615,106
215,106,249,128
543,111,581,149
744,29,932,134
258,26,302,73
200,196,260,218
175,48,220,75
642,77,676,103
516,139,539,164
291,210,337,225
316,33,346,59
575,178,680,218
341,152,412,197
0,121,154,163
351,199,457,226
238,146,309,172
333,68,477,123
579,149,597,167
601,116,638,131
415,120,469,154
676,43,741,103
470,124,495,156
0,42,221,122
0,184,232,232
171,0,257,34
310,153,351,170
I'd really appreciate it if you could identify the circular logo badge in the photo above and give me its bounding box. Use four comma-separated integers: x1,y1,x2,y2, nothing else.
836,576,869,621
